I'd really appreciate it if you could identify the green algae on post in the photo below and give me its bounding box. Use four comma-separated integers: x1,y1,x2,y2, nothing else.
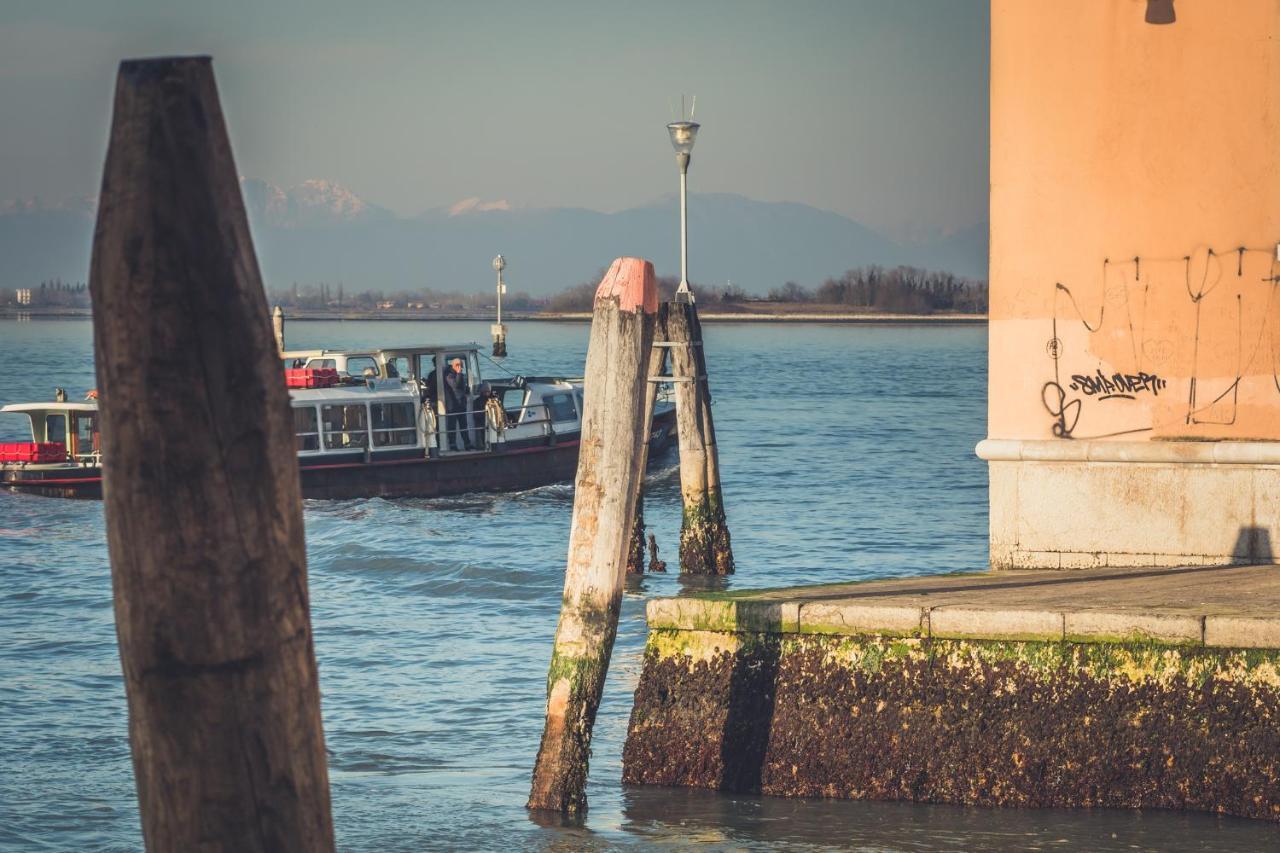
667,301,734,575
528,258,658,814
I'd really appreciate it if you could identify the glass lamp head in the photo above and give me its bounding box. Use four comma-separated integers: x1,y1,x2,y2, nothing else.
666,121,700,155
492,254,506,272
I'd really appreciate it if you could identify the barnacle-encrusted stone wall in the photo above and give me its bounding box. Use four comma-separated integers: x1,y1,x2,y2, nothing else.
622,628,1280,820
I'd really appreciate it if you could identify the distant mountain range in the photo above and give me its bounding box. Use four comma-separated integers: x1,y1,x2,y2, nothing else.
0,179,987,295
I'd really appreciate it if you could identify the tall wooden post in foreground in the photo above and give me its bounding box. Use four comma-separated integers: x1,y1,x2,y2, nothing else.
625,304,670,574
669,301,734,574
528,257,657,813
89,57,335,851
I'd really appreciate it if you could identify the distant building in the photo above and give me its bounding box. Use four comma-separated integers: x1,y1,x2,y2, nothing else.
15,289,31,305
377,300,395,310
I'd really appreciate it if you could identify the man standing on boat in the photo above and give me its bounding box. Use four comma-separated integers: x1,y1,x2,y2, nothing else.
444,357,474,451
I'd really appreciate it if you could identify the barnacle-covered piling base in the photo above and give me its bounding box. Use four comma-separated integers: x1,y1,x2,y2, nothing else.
622,565,1280,821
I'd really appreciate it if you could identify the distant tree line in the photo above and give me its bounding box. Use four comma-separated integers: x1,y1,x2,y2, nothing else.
0,278,91,308
544,273,756,312
769,266,987,314
3,266,986,316
546,265,987,314
267,281,539,312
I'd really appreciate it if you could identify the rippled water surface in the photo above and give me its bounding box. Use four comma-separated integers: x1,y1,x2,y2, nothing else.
0,318,1272,851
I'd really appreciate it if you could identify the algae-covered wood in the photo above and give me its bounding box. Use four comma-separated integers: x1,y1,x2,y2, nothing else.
667,301,733,574
627,304,670,574
528,258,657,813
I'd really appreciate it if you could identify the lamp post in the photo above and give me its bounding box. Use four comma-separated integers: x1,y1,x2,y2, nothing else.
491,254,507,357
667,118,700,302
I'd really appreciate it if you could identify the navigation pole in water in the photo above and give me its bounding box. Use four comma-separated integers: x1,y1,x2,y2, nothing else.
528,257,657,813
89,56,335,852
664,100,734,574
492,254,508,357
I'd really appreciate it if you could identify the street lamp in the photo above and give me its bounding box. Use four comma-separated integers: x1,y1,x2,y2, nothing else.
667,114,700,302
491,254,507,357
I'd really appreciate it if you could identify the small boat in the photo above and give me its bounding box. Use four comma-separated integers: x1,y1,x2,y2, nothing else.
1,342,677,500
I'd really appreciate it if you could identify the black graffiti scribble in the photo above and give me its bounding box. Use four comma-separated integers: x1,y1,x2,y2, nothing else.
1068,370,1168,400
1042,381,1081,438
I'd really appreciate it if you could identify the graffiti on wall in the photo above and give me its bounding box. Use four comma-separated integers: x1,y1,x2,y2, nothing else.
1042,246,1280,439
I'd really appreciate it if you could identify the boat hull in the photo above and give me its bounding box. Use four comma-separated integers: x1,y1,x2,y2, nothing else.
2,411,676,500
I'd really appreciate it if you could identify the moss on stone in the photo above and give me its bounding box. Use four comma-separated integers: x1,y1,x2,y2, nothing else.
624,627,1280,820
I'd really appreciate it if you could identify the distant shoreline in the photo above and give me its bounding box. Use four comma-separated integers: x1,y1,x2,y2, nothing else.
1,307,987,325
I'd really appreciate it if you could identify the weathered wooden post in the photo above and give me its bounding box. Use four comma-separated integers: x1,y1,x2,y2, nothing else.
89,56,335,851
625,491,648,575
528,257,657,813
668,301,734,574
625,304,670,575
272,304,286,352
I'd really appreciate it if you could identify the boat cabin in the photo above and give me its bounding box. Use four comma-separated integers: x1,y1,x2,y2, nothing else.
0,402,99,465
283,343,588,458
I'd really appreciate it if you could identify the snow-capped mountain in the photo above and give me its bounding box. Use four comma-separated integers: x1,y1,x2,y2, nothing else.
240,178,391,228
0,181,987,294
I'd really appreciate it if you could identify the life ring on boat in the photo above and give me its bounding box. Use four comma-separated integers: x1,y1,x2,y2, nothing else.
84,389,99,400
484,395,508,433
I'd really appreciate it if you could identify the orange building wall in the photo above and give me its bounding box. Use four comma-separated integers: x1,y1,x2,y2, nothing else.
990,0,1280,442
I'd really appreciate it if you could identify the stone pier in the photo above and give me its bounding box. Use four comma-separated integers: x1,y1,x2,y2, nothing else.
622,564,1280,821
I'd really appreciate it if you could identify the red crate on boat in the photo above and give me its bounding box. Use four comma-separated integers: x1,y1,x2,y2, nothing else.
0,441,67,463
285,368,340,389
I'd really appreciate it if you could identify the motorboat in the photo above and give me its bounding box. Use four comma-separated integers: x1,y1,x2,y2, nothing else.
1,342,676,499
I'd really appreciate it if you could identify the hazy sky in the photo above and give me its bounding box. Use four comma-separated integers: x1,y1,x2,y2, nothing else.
0,0,988,239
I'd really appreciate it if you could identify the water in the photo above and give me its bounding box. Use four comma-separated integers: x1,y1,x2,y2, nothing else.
0,318,1271,851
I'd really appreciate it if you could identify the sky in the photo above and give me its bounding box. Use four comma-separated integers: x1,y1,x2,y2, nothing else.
0,0,989,241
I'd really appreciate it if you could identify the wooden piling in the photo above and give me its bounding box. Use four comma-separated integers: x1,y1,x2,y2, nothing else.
625,304,670,575
89,56,334,851
668,301,734,574
528,257,658,813
626,490,647,575
272,304,286,352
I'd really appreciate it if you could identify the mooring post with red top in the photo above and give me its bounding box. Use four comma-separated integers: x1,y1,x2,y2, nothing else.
528,257,658,814
88,56,335,852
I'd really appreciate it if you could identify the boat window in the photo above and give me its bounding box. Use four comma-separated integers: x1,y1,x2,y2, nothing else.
544,393,577,424
306,358,337,370
370,402,417,447
321,403,369,450
502,388,527,421
0,413,32,442
575,392,585,417
72,413,99,458
44,413,66,444
346,356,378,378
293,406,320,452
385,357,409,379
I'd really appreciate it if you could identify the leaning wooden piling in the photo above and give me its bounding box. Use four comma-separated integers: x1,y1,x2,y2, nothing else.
272,304,286,352
668,301,734,574
528,257,658,813
625,304,670,575
89,56,334,851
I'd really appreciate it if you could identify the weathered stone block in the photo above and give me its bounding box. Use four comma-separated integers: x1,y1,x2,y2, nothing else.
623,631,1280,821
